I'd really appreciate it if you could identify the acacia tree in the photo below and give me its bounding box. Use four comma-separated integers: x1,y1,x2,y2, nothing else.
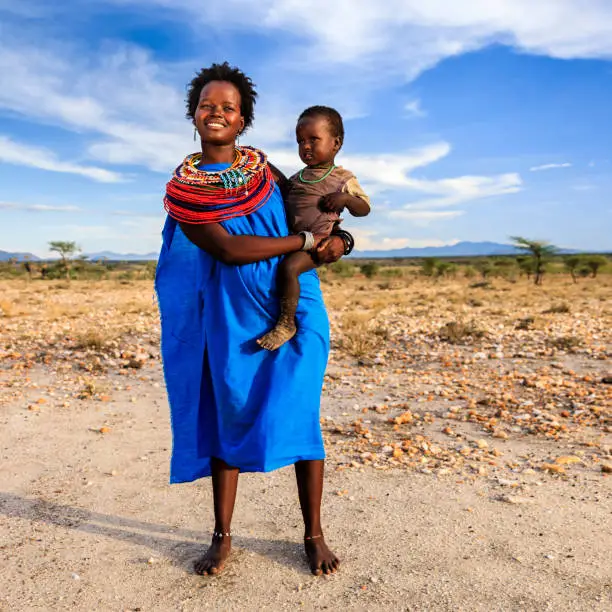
564,255,583,284
49,241,80,280
583,255,609,278
511,237,556,286
516,256,533,280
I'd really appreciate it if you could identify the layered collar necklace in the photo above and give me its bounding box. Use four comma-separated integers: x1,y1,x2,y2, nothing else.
164,146,275,224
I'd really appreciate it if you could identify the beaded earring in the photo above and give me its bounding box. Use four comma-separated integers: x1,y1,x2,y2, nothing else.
193,127,197,142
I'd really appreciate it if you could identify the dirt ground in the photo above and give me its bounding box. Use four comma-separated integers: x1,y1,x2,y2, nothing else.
1,277,611,611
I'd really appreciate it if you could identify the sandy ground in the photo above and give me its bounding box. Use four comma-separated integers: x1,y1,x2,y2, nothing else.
1,364,610,612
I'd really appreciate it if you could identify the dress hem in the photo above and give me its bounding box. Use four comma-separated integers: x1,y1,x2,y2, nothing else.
169,449,326,484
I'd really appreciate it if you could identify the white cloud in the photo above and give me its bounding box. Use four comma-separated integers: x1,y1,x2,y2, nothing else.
349,227,459,251
119,0,612,72
388,210,465,226
0,136,125,182
402,173,523,209
529,162,572,171
267,143,521,211
404,99,426,118
0,201,81,212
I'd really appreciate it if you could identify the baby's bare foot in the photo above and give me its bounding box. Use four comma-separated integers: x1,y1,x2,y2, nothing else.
256,322,297,351
304,535,340,576
194,535,231,576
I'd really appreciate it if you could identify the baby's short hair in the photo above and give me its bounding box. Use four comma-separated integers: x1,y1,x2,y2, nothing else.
298,105,345,145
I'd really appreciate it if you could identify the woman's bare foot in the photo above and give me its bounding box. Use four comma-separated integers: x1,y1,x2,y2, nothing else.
194,535,231,576
304,535,340,576
256,321,297,351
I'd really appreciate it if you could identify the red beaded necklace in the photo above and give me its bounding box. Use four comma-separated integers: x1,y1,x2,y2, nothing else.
164,146,275,224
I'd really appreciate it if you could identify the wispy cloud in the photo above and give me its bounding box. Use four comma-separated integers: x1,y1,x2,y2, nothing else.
118,0,612,74
0,201,81,212
388,210,465,225
0,136,125,182
268,143,521,211
529,162,572,172
404,99,426,118
349,227,460,251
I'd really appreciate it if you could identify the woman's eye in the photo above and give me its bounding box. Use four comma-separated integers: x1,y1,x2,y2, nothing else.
224,106,235,112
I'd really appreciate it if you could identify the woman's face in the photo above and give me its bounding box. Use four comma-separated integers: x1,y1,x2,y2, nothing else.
296,116,340,167
195,81,245,146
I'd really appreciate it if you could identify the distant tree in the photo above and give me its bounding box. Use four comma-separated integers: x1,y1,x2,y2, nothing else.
516,256,533,281
48,241,80,281
420,258,439,277
435,261,458,278
359,262,380,279
563,255,583,283
23,257,34,280
492,258,517,280
582,255,609,278
475,258,494,280
510,237,556,285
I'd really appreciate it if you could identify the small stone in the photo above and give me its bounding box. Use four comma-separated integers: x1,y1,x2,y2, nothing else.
71,573,80,580
555,456,581,465
498,495,534,505
542,463,565,474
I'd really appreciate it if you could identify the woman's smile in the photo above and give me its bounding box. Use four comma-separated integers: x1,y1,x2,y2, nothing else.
195,80,244,145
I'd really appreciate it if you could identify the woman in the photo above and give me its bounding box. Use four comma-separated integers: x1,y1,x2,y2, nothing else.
156,63,349,577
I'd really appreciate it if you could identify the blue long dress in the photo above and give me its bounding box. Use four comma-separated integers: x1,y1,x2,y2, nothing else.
155,163,329,483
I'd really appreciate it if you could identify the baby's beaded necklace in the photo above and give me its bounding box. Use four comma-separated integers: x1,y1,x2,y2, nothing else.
298,165,336,184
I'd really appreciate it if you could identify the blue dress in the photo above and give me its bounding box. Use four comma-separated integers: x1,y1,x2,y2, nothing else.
155,163,329,483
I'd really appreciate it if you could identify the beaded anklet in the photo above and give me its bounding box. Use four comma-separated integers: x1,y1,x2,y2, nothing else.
304,534,323,540
212,531,231,538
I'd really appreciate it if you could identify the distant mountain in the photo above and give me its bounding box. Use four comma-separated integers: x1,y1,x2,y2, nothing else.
350,241,581,258
86,251,159,261
0,250,40,262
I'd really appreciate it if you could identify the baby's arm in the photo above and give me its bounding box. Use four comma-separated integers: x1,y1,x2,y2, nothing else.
319,177,370,217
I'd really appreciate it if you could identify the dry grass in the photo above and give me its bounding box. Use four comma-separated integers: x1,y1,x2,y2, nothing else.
1,274,611,363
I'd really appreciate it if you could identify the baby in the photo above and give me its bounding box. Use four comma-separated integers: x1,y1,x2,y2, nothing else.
257,105,370,350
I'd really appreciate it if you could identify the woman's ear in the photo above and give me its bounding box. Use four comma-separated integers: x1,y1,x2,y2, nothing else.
334,136,342,152
240,117,245,133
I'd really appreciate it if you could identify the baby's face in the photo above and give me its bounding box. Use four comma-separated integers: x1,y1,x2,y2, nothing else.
296,116,341,167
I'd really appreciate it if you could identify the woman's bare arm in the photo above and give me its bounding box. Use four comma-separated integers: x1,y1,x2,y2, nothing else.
179,221,309,265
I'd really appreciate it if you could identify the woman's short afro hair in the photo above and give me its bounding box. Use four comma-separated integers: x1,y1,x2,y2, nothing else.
186,62,257,132
298,105,345,146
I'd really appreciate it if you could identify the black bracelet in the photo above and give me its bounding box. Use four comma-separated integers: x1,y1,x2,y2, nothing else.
333,229,355,255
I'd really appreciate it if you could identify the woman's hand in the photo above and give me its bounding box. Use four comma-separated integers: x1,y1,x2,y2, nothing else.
315,235,346,264
313,234,328,249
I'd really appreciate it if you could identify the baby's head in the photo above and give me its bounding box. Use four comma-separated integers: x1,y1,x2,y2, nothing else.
296,106,344,167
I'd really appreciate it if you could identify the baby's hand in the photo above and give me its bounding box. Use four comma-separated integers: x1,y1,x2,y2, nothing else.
319,192,348,213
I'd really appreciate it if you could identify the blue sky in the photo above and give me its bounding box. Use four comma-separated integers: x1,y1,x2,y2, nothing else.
1,0,611,256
